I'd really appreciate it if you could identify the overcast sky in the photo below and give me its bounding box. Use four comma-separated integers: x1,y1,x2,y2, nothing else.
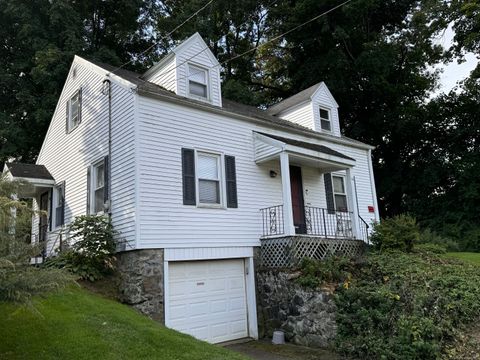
434,25,479,94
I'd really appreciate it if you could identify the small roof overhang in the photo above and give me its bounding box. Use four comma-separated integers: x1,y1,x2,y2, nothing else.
253,132,356,172
3,163,55,197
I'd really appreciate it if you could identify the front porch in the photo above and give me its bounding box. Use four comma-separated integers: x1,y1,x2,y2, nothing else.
254,133,369,267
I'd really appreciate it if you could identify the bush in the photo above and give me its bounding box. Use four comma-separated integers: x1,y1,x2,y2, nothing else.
414,243,447,254
335,251,480,359
297,256,353,288
419,228,460,252
370,214,420,252
45,215,117,282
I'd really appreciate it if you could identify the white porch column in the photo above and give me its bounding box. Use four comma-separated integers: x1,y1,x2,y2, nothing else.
345,168,360,239
280,152,295,236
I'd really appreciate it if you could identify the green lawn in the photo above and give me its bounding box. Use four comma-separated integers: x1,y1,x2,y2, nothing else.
0,286,249,360
446,252,480,266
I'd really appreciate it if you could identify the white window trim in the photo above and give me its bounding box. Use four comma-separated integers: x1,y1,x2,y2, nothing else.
319,106,332,133
194,149,226,209
67,90,81,133
53,182,65,229
187,63,210,102
332,174,348,212
91,159,105,215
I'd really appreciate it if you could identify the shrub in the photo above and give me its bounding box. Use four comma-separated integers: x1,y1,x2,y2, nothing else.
419,228,460,252
335,251,480,359
297,256,353,288
370,214,420,252
414,243,447,254
45,215,117,282
0,175,72,303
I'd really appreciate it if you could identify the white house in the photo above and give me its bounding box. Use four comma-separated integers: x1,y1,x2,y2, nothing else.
3,33,379,344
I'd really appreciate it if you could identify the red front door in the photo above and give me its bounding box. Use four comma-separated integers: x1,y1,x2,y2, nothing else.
290,166,306,234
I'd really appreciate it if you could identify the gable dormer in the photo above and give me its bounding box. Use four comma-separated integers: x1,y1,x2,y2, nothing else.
268,82,341,136
142,33,222,107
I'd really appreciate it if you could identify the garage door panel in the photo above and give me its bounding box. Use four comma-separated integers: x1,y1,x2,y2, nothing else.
168,259,248,343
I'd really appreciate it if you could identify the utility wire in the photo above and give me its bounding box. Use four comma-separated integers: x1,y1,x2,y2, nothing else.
161,0,353,89
109,0,214,75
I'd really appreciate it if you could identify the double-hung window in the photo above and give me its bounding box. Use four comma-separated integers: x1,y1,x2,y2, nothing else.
197,152,221,205
67,89,82,133
188,64,208,99
93,162,105,213
332,175,348,212
319,107,331,132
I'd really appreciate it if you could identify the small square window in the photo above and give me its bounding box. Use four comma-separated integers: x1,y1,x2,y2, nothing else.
188,64,208,99
320,107,331,131
197,152,221,205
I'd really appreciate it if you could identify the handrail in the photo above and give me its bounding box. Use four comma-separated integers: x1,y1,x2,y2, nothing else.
47,227,68,258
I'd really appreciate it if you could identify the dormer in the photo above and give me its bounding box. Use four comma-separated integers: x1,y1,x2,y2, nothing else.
142,33,222,107
268,82,341,136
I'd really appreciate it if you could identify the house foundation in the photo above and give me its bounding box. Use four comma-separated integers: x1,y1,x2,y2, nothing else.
116,249,165,322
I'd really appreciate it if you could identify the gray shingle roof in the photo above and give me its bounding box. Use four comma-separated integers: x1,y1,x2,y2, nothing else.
6,163,54,180
267,82,322,115
258,133,355,161
87,59,372,149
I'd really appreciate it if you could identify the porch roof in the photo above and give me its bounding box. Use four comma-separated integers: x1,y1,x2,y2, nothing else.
3,163,55,196
253,132,356,169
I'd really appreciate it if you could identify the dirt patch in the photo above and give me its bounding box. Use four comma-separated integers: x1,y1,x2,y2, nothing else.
78,275,120,301
226,339,344,360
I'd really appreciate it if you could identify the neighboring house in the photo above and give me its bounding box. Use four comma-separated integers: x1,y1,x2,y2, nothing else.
3,33,379,344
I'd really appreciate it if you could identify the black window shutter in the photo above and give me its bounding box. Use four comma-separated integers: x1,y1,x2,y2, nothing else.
324,173,335,214
182,148,196,205
103,155,109,202
225,155,238,208
86,167,91,214
60,183,65,226
78,88,83,124
65,98,70,133
48,188,53,231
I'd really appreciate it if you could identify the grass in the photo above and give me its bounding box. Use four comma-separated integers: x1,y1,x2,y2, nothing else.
446,252,480,266
0,286,249,360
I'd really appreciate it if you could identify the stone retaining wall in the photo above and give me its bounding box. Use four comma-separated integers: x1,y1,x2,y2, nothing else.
116,249,165,322
256,269,337,348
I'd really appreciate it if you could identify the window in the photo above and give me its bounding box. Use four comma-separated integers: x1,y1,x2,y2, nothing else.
188,64,208,99
93,162,105,213
55,183,65,228
332,175,348,212
319,107,331,131
197,152,221,205
67,89,81,132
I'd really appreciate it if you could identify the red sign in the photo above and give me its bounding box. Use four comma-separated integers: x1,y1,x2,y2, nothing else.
368,206,375,213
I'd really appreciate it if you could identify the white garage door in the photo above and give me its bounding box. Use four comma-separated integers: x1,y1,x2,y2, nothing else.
168,259,248,343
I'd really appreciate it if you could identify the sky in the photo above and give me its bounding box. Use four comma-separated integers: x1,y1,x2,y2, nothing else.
433,25,479,94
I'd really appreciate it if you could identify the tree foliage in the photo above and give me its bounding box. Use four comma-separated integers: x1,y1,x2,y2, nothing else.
0,175,72,303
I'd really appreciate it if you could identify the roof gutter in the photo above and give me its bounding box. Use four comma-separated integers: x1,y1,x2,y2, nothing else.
136,87,375,151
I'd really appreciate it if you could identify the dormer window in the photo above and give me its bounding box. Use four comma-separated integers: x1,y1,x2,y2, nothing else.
188,64,208,99
319,107,331,131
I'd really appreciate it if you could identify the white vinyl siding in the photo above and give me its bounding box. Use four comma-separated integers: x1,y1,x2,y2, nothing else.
34,58,137,250
311,85,341,136
277,102,314,130
143,56,177,92
136,93,378,248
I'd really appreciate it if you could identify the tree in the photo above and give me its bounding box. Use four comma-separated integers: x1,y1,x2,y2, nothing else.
0,0,158,164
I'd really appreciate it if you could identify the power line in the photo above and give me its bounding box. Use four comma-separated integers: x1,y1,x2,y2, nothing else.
161,0,353,89
109,0,214,75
